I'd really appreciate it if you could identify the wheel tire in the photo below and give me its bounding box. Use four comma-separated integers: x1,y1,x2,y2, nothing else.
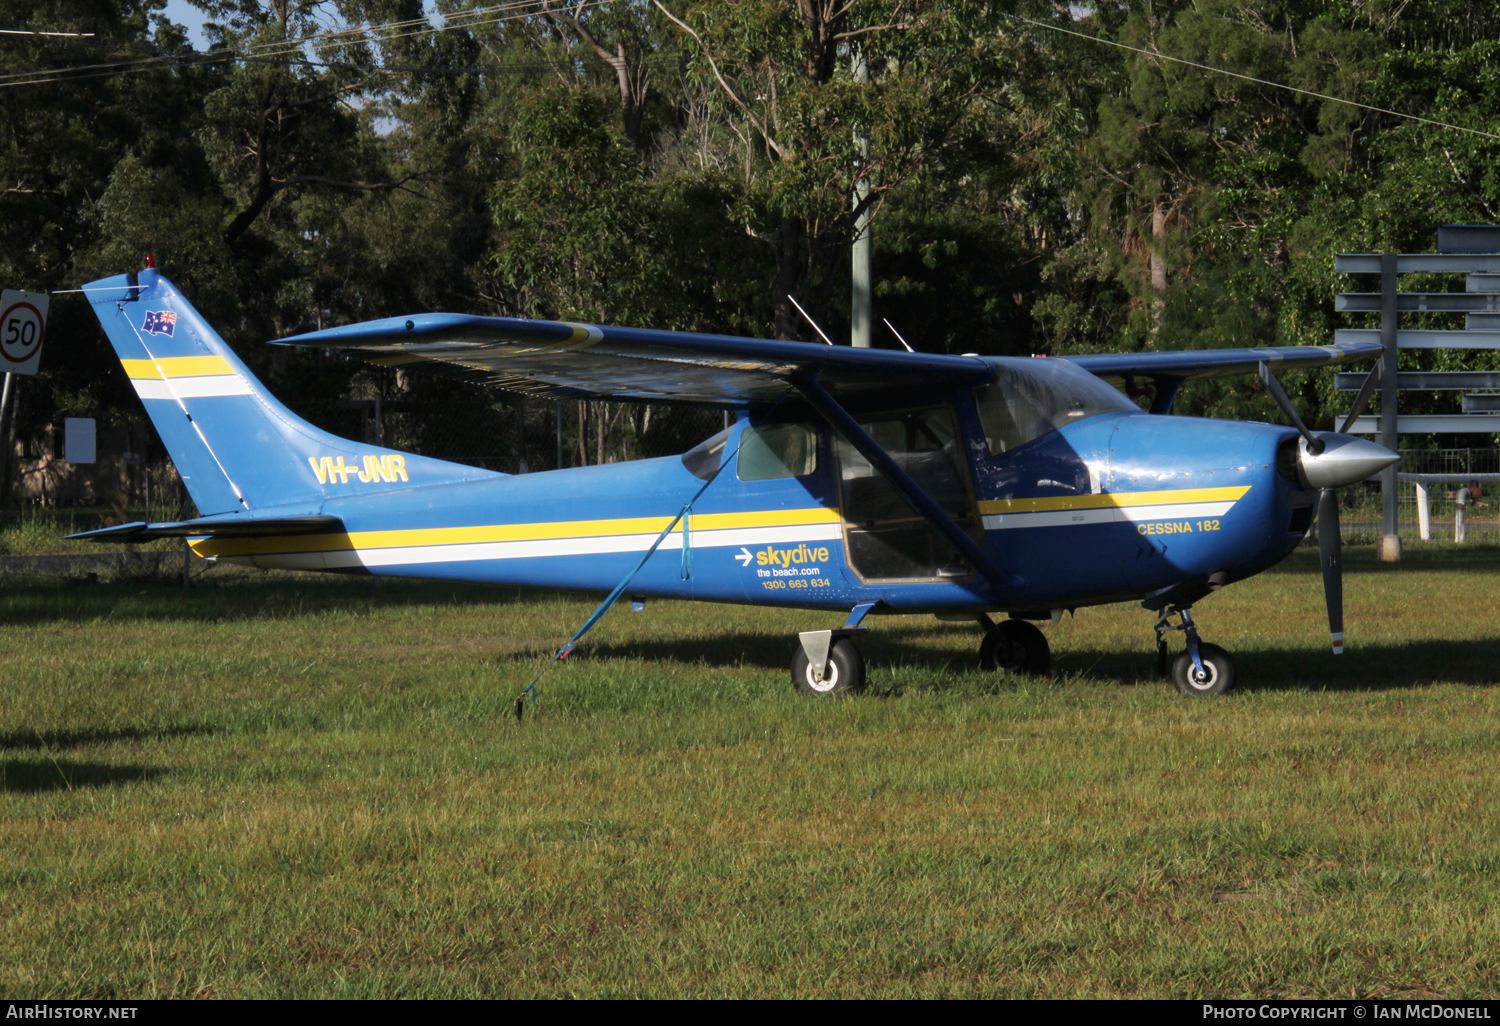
791,638,866,695
979,619,1051,676
1171,642,1236,697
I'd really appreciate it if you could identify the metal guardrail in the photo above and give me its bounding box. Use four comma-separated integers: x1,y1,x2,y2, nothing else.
1337,372,1500,390
1337,292,1500,312
1334,328,1500,349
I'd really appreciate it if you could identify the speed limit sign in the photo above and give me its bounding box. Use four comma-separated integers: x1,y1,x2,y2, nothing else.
1,289,49,376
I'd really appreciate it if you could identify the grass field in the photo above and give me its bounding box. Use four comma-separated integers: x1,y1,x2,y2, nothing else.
2,544,1499,998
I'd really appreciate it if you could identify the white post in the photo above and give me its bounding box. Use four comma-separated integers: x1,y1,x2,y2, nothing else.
1416,481,1431,541
0,372,11,500
1456,487,1470,543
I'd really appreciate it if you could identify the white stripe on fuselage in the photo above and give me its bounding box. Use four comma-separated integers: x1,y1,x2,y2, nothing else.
983,500,1239,530
221,523,844,571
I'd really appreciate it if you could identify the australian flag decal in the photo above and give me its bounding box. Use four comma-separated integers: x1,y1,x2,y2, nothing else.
142,310,177,336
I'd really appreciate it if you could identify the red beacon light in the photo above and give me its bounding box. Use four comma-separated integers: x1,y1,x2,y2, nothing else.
144,253,156,268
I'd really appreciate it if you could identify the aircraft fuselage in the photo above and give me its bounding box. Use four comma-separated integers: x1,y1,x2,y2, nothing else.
194,397,1313,618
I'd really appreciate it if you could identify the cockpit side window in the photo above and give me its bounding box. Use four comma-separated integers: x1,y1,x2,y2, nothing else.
975,360,1137,455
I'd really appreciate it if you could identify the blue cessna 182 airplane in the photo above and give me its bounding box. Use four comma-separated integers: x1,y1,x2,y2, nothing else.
71,265,1398,697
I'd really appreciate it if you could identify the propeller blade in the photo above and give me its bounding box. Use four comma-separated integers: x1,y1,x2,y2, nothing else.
1339,362,1384,435
1260,363,1325,455
1318,487,1344,654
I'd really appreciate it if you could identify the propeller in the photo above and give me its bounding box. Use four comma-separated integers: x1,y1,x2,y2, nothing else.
1317,487,1343,654
1259,362,1395,654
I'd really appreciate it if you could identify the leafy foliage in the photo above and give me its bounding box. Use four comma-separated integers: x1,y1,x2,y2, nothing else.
6,0,1500,459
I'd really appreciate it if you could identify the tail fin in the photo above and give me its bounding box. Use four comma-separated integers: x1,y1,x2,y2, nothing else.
85,268,498,515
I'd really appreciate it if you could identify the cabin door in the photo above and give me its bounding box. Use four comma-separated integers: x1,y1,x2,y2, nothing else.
835,405,982,582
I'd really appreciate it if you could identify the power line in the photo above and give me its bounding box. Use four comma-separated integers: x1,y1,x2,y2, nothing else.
1009,13,1500,144
0,1,546,85
0,0,623,89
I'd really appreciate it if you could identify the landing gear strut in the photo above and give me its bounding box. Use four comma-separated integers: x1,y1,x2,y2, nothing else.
1153,606,1236,696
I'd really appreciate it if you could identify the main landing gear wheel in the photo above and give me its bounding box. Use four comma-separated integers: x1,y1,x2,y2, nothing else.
980,619,1051,676
791,638,866,695
1171,642,1236,697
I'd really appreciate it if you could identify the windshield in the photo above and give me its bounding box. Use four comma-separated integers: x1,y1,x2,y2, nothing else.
974,358,1138,455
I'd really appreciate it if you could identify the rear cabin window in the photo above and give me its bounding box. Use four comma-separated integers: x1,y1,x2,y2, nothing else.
682,427,730,481
737,423,818,481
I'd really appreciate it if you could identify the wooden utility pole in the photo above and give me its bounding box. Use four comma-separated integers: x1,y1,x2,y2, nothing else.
851,44,872,349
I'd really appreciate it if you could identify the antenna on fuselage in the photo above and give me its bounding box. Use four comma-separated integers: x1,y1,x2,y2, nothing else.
787,295,834,345
882,318,915,352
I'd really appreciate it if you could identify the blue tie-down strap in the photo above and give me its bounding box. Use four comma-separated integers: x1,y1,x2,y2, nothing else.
513,451,732,716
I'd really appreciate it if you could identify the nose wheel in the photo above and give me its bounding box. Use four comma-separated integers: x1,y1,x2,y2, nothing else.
1171,642,1235,696
1154,606,1237,696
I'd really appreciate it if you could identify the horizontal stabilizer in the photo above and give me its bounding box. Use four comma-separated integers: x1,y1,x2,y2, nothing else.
66,515,346,544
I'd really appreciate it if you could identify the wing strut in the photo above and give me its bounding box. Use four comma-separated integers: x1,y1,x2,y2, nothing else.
792,373,1015,594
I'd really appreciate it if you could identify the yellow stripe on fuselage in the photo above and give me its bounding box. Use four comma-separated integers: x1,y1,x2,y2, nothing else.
121,356,237,380
977,485,1251,516
189,506,843,558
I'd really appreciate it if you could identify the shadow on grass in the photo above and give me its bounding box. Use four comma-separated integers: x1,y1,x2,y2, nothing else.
1237,637,1500,692
583,620,983,672
1053,639,1500,694
0,725,215,753
0,577,566,626
585,626,1500,695
0,758,164,793
584,633,794,670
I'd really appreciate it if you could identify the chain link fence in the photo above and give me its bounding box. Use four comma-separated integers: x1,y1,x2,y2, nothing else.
284,396,728,475
1342,448,1500,540
10,386,1500,547
1,390,729,519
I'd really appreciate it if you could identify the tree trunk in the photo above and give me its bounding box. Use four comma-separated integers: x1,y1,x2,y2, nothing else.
1150,196,1169,291
773,218,804,340
513,395,528,474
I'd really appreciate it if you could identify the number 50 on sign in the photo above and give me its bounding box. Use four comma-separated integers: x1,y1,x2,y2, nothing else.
1,289,49,376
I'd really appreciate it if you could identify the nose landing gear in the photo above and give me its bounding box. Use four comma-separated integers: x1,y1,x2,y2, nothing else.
1154,606,1237,696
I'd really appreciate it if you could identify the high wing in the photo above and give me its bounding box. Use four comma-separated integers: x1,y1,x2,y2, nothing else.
279,315,1384,408
1065,346,1384,389
279,315,989,407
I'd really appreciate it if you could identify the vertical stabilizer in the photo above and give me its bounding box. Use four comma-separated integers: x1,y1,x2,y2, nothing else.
85,268,498,515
